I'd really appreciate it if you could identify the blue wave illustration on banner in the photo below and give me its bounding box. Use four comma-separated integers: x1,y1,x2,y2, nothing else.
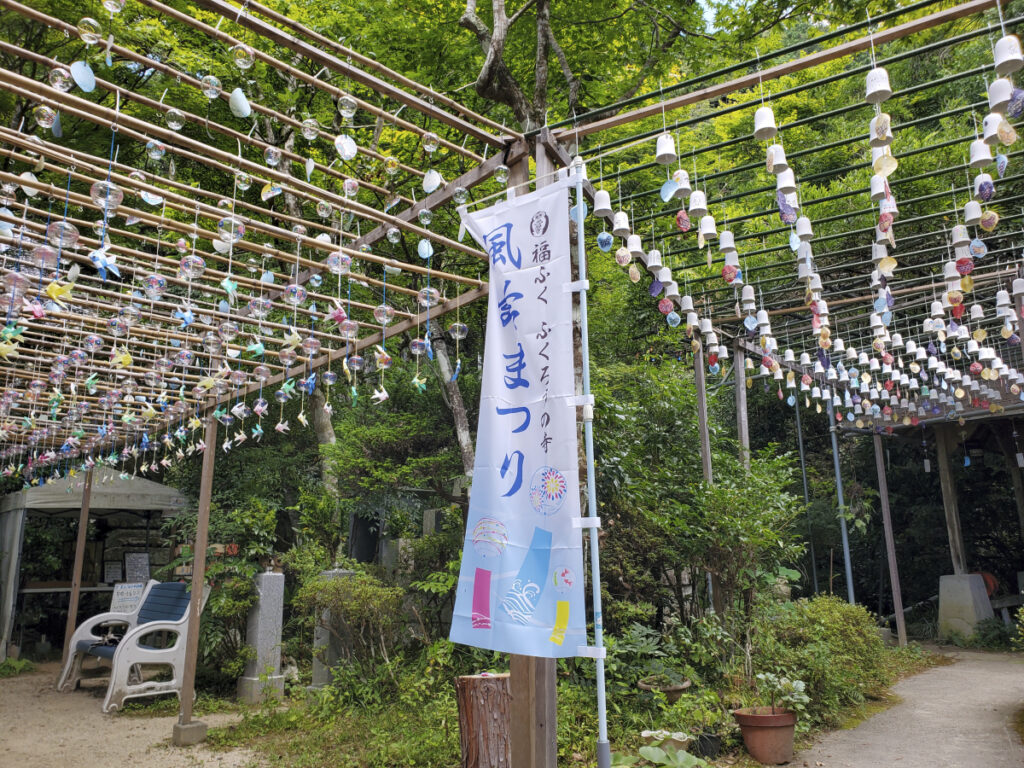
501,526,552,624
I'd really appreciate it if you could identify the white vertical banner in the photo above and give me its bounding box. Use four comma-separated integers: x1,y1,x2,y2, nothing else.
450,178,586,657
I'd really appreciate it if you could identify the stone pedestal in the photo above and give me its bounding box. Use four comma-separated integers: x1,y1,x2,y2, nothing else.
311,568,354,688
938,574,994,638
172,720,208,746
236,571,285,704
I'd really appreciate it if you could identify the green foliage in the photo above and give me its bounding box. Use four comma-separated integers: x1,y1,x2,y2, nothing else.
638,744,709,768
675,449,805,626
0,658,34,678
295,565,406,665
665,689,729,735
1016,607,1024,652
20,515,79,582
754,671,809,717
945,617,1015,651
752,596,892,729
969,618,1015,651
159,500,277,689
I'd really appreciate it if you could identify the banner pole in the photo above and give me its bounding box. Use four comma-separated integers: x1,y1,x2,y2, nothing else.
572,155,610,768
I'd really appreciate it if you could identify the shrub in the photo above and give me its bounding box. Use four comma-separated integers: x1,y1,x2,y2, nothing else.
752,595,891,728
963,618,1014,650
159,500,277,690
295,565,406,664
0,658,34,677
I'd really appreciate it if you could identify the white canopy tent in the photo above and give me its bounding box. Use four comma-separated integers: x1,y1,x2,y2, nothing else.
0,468,187,662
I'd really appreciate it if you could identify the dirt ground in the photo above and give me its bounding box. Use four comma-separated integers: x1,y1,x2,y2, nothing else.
0,661,259,768
4,649,1022,767
794,648,1024,768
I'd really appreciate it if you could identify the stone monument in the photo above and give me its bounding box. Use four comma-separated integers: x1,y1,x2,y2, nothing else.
237,571,285,704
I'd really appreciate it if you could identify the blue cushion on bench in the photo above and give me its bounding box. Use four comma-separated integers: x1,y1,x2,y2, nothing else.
77,639,117,659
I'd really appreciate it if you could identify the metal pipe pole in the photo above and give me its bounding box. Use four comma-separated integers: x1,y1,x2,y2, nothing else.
825,400,855,603
794,398,820,595
872,432,907,647
61,467,93,665
573,156,610,768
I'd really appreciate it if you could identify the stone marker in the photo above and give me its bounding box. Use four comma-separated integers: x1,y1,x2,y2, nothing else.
938,573,994,638
311,568,354,688
237,571,285,704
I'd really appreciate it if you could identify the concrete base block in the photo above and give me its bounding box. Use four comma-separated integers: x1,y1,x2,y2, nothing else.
938,574,994,638
171,720,208,746
237,674,285,704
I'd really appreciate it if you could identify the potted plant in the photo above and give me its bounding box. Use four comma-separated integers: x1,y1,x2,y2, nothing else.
690,700,727,759
641,729,693,754
669,689,726,759
637,662,692,703
732,672,809,765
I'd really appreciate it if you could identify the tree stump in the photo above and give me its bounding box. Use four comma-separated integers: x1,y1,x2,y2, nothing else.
455,673,511,768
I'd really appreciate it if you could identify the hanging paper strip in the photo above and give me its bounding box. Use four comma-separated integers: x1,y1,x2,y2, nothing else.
451,178,586,657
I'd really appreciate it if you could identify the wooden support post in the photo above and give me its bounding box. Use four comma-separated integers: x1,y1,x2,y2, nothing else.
175,416,218,744
61,468,93,666
733,341,750,470
694,342,713,484
992,421,1024,548
506,141,557,768
456,673,512,768
933,424,967,575
872,433,907,647
510,656,557,768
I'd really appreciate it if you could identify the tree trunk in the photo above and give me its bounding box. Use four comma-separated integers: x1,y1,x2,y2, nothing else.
432,333,475,478
455,673,511,768
310,385,338,456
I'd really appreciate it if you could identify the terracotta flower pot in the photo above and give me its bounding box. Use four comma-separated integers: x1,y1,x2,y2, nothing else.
637,677,691,703
732,707,797,765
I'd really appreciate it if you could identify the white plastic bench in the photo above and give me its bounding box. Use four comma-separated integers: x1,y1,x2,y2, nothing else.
57,579,207,713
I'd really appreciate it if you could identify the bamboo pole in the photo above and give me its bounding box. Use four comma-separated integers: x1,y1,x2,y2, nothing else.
0,0,483,163
218,0,521,138
189,0,507,150
0,67,484,261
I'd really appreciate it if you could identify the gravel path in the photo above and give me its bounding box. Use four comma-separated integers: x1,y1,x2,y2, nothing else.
0,661,259,768
794,649,1024,768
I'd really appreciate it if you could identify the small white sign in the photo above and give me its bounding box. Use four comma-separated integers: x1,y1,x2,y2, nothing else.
124,552,150,583
109,582,145,614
